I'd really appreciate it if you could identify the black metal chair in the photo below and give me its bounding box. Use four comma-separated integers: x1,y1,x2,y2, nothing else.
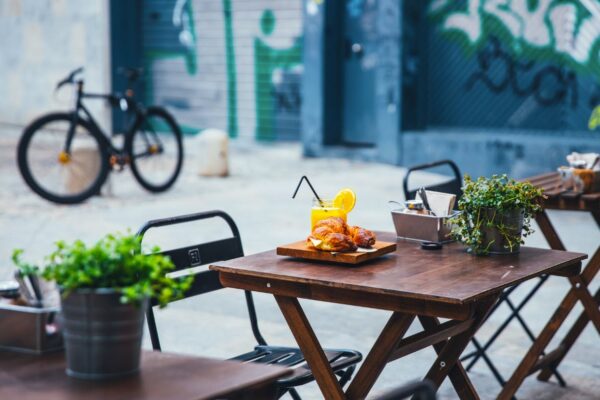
402,160,564,394
374,380,436,400
137,210,362,400
402,159,463,202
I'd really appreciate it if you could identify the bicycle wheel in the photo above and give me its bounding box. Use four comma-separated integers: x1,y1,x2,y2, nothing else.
17,113,109,204
126,106,183,193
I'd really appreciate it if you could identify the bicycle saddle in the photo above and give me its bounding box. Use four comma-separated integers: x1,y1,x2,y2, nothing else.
118,67,144,82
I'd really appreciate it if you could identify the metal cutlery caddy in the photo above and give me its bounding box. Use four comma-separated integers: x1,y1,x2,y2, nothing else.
0,302,62,354
391,210,460,243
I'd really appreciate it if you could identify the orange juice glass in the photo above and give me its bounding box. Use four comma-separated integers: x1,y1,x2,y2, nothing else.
311,198,347,229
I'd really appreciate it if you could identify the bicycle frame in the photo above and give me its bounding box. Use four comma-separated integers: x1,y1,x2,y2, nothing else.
63,80,145,156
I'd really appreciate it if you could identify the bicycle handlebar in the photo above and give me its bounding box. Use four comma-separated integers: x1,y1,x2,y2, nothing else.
55,67,84,91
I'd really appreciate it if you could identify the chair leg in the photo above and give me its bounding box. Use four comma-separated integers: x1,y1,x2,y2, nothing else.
471,337,507,387
338,365,356,388
287,388,302,400
464,276,548,372
505,297,566,387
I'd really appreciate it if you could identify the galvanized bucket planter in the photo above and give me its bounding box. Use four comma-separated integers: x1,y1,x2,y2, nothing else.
479,208,524,255
60,288,147,380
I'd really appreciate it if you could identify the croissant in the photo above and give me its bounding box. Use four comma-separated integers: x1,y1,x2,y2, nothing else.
308,217,376,252
307,232,357,252
347,226,376,248
313,217,347,234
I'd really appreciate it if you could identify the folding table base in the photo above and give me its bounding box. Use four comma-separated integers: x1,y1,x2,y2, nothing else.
274,294,499,400
496,211,600,400
460,275,565,392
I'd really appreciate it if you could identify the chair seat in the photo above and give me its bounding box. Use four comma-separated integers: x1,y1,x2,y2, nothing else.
231,345,362,387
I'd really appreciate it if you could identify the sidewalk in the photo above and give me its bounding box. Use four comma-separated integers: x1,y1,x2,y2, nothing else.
1,127,598,399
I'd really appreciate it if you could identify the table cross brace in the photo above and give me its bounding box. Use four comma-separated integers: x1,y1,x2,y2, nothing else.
274,294,498,400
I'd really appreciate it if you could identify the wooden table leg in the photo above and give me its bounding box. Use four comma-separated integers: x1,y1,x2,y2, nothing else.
423,296,498,400
537,287,600,381
346,312,415,400
570,274,600,333
420,317,480,400
536,211,600,381
274,295,346,400
497,260,596,400
536,210,566,251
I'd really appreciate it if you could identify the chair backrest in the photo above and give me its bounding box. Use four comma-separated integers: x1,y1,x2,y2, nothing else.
402,159,462,203
137,210,265,351
137,210,243,304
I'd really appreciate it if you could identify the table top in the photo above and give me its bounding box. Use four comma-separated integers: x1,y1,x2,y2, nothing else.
525,172,600,211
0,350,290,400
210,232,586,306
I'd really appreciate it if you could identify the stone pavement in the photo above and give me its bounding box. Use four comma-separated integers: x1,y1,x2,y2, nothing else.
1,127,599,399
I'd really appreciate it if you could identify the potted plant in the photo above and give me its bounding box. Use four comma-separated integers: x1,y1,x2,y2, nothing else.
12,233,192,380
451,174,544,255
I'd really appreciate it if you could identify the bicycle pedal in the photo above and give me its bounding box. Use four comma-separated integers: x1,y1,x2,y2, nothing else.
109,155,127,172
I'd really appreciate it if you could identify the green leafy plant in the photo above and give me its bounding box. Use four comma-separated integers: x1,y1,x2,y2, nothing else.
450,174,544,255
12,233,192,307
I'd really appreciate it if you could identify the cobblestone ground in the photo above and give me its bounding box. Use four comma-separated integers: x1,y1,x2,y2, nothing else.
1,127,599,399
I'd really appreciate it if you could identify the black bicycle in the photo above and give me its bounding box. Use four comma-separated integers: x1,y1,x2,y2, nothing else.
17,67,184,204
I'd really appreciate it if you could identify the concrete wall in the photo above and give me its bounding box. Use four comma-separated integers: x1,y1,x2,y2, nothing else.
142,0,303,140
0,0,112,131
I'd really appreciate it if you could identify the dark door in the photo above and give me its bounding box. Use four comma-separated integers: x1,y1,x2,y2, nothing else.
342,0,377,145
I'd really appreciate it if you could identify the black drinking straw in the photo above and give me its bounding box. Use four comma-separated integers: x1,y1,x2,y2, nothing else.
292,176,323,204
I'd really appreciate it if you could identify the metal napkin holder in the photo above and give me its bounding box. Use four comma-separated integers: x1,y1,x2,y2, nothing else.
0,301,63,354
391,210,460,243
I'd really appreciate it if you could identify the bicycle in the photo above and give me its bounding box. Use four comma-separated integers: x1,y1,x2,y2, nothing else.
17,67,184,204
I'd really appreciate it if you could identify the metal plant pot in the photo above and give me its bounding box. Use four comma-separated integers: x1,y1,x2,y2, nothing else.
60,288,147,380
479,208,524,255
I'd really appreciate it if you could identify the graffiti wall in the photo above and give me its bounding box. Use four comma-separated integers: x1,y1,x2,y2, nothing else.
143,0,303,140
426,0,600,131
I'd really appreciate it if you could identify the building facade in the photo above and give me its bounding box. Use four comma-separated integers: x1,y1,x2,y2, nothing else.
4,1,600,178
112,0,304,141
303,0,600,177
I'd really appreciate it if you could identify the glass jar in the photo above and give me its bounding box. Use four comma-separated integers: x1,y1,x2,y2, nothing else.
310,198,347,230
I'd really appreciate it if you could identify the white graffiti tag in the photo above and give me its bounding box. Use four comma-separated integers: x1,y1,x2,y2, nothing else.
431,0,600,67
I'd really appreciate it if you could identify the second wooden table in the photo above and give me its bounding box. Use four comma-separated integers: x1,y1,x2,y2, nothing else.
210,232,586,400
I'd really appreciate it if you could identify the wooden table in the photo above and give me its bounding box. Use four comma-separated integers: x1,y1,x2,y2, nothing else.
0,350,291,400
210,232,586,400
496,172,600,399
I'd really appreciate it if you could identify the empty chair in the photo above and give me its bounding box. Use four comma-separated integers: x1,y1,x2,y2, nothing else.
137,210,362,399
402,159,462,202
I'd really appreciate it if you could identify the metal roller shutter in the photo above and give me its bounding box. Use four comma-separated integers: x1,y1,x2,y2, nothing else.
142,0,303,140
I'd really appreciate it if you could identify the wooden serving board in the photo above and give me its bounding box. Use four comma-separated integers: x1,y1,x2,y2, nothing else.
276,240,397,265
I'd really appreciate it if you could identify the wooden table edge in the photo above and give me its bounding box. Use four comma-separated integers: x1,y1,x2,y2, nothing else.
210,264,464,305
0,350,293,400
145,351,293,382
210,255,586,306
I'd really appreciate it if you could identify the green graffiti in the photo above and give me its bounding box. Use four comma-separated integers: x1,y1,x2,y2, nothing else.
143,0,201,134
223,0,239,138
261,9,275,35
429,0,600,76
178,0,198,75
589,104,600,130
254,9,302,141
144,0,198,76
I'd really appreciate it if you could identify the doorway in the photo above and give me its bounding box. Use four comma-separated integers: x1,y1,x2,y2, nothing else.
341,0,377,146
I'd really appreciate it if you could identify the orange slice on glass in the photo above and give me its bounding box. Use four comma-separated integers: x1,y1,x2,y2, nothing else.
334,188,356,214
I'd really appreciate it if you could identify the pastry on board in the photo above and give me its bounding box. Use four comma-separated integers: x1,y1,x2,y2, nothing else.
347,226,376,248
307,217,376,252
